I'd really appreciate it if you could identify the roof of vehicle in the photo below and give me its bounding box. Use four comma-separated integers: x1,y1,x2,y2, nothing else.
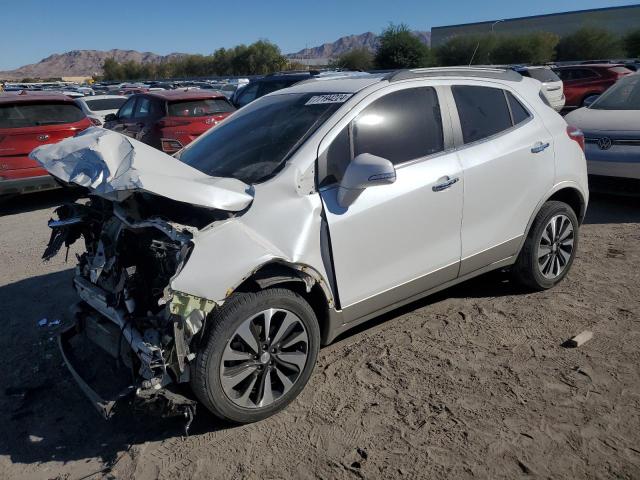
283,67,524,95
77,94,127,102
142,89,228,101
279,76,383,94
0,91,77,104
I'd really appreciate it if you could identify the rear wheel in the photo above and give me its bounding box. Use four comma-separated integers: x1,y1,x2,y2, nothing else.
512,201,579,290
191,288,320,423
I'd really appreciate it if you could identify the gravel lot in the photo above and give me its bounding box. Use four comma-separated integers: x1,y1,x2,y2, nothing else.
0,190,639,480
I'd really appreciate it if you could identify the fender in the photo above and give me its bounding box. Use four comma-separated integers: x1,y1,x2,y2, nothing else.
516,181,588,255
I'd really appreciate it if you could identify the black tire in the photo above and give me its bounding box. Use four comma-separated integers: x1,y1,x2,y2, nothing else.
512,201,579,290
191,288,320,423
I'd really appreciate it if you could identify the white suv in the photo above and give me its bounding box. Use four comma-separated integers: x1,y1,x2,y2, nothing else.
34,67,589,425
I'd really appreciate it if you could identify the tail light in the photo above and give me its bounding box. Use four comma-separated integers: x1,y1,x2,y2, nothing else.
567,125,585,152
161,138,184,153
158,117,191,128
89,117,102,126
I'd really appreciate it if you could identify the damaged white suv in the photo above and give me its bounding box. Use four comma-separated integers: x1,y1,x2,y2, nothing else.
33,67,588,425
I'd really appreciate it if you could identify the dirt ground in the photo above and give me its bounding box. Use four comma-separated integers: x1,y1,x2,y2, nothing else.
0,189,638,480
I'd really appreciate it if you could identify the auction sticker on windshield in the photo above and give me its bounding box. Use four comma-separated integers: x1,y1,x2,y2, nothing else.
305,94,352,105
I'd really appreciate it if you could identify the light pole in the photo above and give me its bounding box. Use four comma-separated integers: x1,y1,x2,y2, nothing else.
488,19,504,65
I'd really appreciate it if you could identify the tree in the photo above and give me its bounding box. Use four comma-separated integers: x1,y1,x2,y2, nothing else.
491,32,559,65
624,29,640,58
436,31,558,66
374,23,432,69
332,48,374,71
101,39,289,80
556,27,623,61
435,35,492,66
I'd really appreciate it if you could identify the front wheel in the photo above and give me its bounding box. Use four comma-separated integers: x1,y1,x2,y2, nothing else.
512,201,579,290
191,288,320,423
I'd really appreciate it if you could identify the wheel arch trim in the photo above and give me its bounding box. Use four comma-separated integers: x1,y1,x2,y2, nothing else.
517,181,587,256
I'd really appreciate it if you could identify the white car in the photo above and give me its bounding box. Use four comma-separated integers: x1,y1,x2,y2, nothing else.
565,73,640,186
514,66,565,112
75,95,127,126
33,67,588,425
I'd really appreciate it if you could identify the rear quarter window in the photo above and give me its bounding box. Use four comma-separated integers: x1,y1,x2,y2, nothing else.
0,102,85,128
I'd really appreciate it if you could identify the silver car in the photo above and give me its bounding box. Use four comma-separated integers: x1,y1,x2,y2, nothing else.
565,73,640,187
33,67,588,425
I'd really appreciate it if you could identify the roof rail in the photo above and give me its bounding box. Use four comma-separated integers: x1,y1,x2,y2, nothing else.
384,67,523,82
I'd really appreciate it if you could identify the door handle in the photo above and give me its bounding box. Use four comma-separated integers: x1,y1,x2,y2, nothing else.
531,141,550,153
432,176,459,192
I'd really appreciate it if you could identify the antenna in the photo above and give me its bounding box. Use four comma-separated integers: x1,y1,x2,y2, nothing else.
468,42,480,67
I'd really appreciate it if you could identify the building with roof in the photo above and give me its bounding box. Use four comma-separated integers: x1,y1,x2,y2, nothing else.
431,4,640,47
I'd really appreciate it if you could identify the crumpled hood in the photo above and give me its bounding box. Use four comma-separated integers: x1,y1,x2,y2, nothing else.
30,127,253,212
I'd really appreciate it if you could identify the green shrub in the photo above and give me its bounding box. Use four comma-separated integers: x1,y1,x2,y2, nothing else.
374,23,432,69
556,27,623,61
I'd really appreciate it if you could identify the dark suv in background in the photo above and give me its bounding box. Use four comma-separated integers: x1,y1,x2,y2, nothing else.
104,90,235,153
230,71,319,108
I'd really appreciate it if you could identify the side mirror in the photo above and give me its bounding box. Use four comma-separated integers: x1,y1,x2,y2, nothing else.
337,153,396,208
104,113,117,122
583,95,598,107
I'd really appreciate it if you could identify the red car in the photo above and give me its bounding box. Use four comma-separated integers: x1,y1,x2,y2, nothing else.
552,64,633,109
104,90,236,153
0,92,92,196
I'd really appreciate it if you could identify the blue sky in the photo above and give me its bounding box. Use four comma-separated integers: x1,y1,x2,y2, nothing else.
1,0,637,70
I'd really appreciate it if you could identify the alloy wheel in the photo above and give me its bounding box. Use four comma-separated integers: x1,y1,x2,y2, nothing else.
537,214,575,279
219,308,309,409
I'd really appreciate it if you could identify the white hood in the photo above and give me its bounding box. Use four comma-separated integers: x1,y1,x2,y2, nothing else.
565,107,640,133
30,128,253,212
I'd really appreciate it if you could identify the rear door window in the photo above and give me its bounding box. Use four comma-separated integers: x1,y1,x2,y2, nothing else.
452,86,513,144
134,97,151,118
352,87,444,165
0,102,85,128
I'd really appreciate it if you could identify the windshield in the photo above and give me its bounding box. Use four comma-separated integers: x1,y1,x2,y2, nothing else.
590,74,640,110
85,97,127,111
177,92,350,184
526,68,561,83
0,102,85,128
167,98,235,117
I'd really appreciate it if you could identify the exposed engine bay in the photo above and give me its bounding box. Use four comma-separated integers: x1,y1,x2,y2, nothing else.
45,193,227,429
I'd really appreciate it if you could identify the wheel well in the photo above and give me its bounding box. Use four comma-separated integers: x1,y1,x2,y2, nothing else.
234,264,331,344
547,188,585,223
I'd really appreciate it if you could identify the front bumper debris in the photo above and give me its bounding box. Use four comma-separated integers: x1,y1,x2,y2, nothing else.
58,324,134,419
58,312,198,434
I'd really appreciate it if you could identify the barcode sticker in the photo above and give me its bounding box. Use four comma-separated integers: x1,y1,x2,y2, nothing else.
305,94,352,105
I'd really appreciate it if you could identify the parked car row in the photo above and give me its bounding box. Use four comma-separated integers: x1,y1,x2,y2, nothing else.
1,65,637,198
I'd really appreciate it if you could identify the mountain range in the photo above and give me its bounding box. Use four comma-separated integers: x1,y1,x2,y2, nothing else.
0,31,431,80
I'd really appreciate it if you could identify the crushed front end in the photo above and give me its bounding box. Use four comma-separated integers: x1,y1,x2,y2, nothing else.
45,194,222,427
